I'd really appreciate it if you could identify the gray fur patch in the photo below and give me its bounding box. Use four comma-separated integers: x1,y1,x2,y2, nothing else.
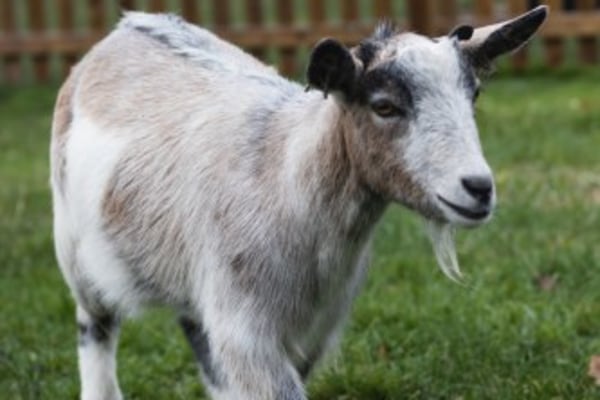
356,40,379,68
297,358,316,381
455,42,478,97
124,13,224,65
102,143,192,305
372,20,400,42
179,317,226,388
276,375,304,400
78,314,117,347
357,62,415,111
243,83,297,176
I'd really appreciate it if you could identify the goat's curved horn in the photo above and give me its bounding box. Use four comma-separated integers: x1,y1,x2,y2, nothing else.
455,5,549,70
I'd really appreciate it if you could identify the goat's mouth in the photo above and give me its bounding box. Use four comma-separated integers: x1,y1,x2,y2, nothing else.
437,195,491,222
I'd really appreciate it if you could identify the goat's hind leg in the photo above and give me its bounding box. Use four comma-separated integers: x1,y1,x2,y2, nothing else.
76,305,122,400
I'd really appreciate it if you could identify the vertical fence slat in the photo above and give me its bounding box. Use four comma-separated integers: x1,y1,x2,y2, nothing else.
544,0,563,13
474,0,494,25
119,0,136,10
341,0,360,50
246,0,263,25
438,0,458,35
308,0,325,59
507,0,528,70
341,0,360,24
544,36,565,67
1,0,20,83
213,0,230,27
89,0,107,32
575,0,597,64
373,0,393,19
308,0,326,26
149,0,167,12
407,0,434,35
57,0,77,78
182,0,201,23
276,0,296,76
543,0,565,67
28,0,50,82
245,0,265,59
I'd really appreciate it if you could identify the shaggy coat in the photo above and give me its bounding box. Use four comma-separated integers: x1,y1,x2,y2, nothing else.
51,7,547,400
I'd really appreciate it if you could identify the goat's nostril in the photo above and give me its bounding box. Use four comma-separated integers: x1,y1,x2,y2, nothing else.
461,175,493,203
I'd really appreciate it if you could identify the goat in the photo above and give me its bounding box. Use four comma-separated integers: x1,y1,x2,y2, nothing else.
50,6,547,400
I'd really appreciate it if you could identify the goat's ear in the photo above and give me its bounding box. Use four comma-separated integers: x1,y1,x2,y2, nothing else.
307,38,358,99
458,5,548,73
449,25,474,41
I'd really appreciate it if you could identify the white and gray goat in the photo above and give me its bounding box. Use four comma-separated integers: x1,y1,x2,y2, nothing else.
51,6,547,400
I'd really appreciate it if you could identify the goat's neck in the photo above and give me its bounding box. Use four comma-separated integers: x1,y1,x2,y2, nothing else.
285,94,387,241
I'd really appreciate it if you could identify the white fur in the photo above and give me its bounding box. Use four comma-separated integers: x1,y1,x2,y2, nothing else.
49,9,545,399
64,114,147,313
399,38,495,224
77,307,122,400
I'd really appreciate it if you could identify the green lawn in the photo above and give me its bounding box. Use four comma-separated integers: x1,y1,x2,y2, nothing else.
1,68,599,399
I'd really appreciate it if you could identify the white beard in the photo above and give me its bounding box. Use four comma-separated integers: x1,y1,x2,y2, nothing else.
426,220,463,283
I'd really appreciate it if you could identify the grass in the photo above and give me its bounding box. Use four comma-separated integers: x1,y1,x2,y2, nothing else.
1,68,599,399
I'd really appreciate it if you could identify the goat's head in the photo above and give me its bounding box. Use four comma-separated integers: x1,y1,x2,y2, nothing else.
307,6,547,228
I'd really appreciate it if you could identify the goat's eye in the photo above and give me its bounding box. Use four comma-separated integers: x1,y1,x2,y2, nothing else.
370,99,405,118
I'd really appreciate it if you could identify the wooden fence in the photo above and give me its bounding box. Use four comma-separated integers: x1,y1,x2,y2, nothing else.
409,0,600,69
0,0,599,84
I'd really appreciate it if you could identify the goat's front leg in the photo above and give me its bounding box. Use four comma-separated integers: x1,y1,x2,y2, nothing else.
179,315,305,400
76,305,122,400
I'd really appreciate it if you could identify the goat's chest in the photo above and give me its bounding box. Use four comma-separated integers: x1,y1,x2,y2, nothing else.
283,240,371,367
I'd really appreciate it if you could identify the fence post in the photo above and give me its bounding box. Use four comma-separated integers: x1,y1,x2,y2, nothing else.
543,0,564,67
474,0,494,25
341,0,360,26
88,0,107,33
245,0,265,60
373,0,393,20
149,0,167,12
308,0,325,26
0,0,20,83
276,0,296,76
307,0,326,63
213,0,230,28
438,0,458,35
27,0,50,82
182,0,201,23
57,0,78,79
119,0,136,10
507,0,528,71
407,0,434,35
575,0,598,64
